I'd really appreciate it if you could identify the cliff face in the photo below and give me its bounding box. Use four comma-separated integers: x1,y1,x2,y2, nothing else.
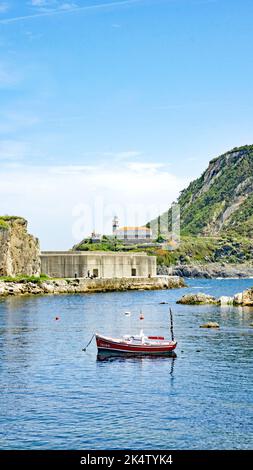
150,145,253,238
0,217,40,277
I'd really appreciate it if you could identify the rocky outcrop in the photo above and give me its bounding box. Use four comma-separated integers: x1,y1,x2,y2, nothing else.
233,288,253,306
158,263,253,279
200,322,220,328
0,217,40,277
177,286,253,307
0,275,185,297
177,293,219,305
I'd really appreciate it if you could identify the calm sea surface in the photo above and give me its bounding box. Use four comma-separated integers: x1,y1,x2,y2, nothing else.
0,278,253,450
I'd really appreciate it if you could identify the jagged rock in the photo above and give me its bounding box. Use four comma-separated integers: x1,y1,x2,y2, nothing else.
177,293,219,305
0,217,40,277
233,288,253,306
200,322,220,328
233,292,244,304
40,282,55,293
7,284,24,295
0,284,6,295
176,285,253,307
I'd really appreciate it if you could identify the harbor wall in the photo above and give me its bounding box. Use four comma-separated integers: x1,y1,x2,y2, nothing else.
41,251,156,279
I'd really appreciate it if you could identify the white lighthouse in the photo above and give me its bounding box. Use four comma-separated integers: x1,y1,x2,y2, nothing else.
112,216,119,234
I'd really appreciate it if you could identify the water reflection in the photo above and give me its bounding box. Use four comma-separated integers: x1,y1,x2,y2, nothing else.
96,353,177,375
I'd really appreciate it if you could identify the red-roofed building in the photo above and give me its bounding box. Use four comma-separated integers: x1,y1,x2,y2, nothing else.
113,224,153,241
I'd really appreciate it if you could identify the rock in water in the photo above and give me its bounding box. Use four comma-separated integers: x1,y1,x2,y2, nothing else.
233,288,253,306
177,293,219,305
200,322,220,328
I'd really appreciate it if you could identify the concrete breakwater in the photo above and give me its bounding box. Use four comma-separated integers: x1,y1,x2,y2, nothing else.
0,275,185,297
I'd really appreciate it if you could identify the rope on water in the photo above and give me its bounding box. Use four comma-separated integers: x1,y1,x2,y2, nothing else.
82,333,95,351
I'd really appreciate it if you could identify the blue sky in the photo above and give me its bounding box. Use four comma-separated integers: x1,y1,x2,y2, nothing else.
0,0,253,249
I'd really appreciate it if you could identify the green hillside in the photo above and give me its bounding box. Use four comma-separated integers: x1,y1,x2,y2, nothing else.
74,145,253,267
149,145,253,238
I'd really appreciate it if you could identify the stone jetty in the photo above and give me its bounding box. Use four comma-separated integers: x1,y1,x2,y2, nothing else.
0,275,185,297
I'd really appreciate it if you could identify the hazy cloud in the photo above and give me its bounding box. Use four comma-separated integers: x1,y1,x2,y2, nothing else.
0,110,40,133
0,140,29,161
0,63,19,87
0,161,189,249
103,150,142,161
0,2,9,14
1,0,144,24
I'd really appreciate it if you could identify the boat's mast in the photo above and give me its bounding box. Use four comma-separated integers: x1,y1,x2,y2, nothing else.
169,308,174,341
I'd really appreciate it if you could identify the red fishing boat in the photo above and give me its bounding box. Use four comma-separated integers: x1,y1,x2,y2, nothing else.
83,308,177,357
96,330,177,356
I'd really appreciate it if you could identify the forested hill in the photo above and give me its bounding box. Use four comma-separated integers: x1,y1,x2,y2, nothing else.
149,145,253,238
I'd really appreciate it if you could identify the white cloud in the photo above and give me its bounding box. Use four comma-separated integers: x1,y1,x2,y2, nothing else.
0,111,39,133
0,2,9,13
49,164,99,175
103,150,142,161
31,0,47,5
126,162,165,172
0,64,19,87
0,140,29,160
0,161,189,249
30,0,77,9
59,2,78,10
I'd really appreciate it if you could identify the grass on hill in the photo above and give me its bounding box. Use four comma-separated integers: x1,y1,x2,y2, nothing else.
0,274,49,283
0,216,24,230
75,237,125,252
75,234,253,266
155,235,253,266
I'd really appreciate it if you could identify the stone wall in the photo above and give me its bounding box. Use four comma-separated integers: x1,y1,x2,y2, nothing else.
0,217,40,277
41,251,157,279
0,275,185,296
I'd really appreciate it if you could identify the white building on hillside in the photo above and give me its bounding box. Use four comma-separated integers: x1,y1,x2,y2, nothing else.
114,226,152,240
112,217,153,241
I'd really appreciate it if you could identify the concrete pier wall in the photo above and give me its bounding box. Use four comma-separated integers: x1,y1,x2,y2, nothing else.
41,251,157,279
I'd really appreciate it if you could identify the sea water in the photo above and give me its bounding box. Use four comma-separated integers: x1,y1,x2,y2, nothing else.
0,278,252,450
